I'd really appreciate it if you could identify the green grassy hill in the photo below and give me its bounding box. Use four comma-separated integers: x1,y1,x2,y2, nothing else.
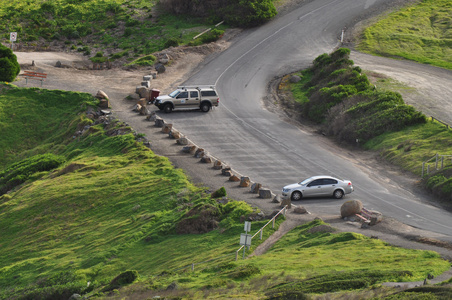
357,0,452,70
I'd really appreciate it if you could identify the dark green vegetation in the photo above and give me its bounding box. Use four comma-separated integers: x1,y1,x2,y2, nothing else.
1,84,450,299
0,44,20,82
288,48,426,144
0,0,275,66
161,0,277,27
357,0,452,70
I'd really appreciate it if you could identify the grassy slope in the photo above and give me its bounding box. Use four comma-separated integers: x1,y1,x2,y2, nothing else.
357,0,452,70
0,83,278,299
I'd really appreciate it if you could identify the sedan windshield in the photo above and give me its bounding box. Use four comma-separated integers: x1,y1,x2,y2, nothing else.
299,178,312,185
169,90,181,98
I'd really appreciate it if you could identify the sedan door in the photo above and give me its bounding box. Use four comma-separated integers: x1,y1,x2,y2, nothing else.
318,178,339,196
304,179,324,197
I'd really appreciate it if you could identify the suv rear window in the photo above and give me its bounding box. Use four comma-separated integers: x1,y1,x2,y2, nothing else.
201,90,217,97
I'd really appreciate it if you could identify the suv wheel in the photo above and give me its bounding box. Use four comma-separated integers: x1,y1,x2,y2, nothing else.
200,102,211,112
163,104,173,113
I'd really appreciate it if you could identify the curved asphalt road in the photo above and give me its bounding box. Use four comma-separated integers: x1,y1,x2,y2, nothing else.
155,0,452,241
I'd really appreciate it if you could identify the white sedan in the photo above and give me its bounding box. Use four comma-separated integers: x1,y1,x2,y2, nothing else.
282,175,354,201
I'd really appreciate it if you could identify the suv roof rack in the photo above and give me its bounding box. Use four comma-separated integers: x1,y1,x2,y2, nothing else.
177,85,216,90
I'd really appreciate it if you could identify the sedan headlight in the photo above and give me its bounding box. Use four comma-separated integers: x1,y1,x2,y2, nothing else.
282,188,291,193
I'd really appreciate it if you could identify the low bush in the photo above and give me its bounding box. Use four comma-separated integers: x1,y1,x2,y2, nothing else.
229,264,261,279
0,44,20,82
103,270,138,292
201,28,224,43
128,54,157,66
164,37,180,48
211,186,227,198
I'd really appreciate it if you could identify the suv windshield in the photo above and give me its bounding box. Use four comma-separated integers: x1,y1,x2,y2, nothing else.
169,90,181,98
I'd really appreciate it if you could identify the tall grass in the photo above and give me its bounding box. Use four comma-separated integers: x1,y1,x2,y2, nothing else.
357,0,452,70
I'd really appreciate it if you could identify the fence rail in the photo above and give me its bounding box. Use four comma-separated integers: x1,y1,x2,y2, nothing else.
236,205,287,260
422,153,452,177
168,205,288,273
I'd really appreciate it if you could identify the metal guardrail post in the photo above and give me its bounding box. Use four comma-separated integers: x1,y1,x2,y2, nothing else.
191,263,194,271
272,218,275,229
260,229,263,240
283,206,287,217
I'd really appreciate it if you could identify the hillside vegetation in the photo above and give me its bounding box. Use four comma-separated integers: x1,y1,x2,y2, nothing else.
357,0,452,70
0,0,275,66
283,47,452,204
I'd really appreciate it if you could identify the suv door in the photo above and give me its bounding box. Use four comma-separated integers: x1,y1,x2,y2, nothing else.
186,90,200,108
175,91,190,107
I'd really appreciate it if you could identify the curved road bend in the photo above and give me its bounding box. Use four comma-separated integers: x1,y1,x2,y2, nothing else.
154,0,452,241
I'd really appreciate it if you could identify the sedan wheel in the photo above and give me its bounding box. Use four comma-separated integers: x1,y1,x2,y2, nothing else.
291,191,302,201
333,189,344,199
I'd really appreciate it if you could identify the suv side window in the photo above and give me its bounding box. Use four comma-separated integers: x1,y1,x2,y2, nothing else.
201,90,217,97
190,91,199,98
177,91,188,98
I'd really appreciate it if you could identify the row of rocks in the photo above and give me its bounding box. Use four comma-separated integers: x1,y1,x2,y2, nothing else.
143,111,278,200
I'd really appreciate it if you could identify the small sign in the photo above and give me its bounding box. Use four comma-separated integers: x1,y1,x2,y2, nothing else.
10,32,17,42
240,233,252,247
244,221,251,232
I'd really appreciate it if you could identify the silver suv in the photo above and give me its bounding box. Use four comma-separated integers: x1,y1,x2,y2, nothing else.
154,85,220,113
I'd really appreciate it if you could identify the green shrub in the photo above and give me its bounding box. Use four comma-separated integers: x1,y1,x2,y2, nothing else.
0,44,20,82
201,28,224,43
127,54,156,66
211,186,227,198
111,51,129,60
221,201,253,220
124,27,133,37
164,37,180,48
222,0,277,27
103,270,138,291
229,264,260,279
125,18,140,27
